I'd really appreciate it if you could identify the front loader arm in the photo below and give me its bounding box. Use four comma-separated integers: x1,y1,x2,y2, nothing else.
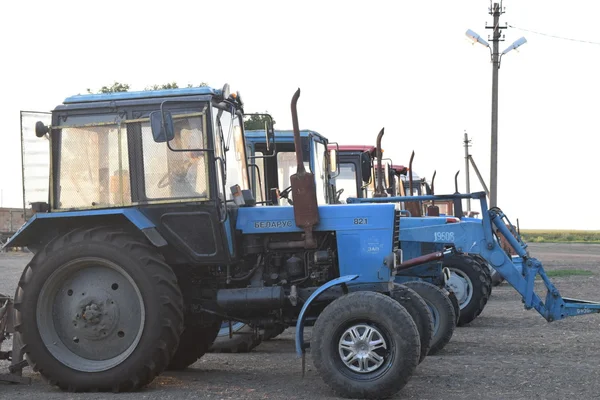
350,192,600,322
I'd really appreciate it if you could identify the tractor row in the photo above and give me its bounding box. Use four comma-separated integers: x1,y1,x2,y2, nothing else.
3,84,600,399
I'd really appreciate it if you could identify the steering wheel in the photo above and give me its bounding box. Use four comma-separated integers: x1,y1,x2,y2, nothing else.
335,188,345,203
279,185,294,205
157,159,195,189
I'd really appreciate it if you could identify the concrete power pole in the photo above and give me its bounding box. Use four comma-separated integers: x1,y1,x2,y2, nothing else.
463,132,471,212
486,1,506,208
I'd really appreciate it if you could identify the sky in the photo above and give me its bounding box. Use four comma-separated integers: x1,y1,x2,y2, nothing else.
1,0,599,229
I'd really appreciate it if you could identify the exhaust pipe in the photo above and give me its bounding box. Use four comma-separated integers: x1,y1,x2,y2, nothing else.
290,89,319,248
374,128,387,197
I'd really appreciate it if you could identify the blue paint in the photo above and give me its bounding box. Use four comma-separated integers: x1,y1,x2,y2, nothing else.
238,203,395,283
3,208,155,249
245,129,328,143
295,275,359,357
64,86,220,104
223,214,235,256
391,192,600,322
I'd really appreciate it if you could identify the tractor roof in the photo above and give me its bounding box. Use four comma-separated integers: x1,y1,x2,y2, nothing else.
392,165,408,175
245,129,327,142
63,86,221,104
330,145,377,156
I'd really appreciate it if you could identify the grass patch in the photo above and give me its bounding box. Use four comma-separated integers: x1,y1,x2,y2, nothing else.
520,229,600,243
544,269,594,278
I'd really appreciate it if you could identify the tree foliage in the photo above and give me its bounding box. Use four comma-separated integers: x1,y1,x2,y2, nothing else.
86,81,209,94
244,113,275,131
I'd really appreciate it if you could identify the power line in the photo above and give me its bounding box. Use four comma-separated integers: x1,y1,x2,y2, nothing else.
508,24,600,46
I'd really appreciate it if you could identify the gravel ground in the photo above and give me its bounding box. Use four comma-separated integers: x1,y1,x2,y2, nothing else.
2,243,600,399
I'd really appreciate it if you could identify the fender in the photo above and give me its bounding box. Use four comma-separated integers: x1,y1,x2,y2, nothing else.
295,274,359,357
2,208,166,249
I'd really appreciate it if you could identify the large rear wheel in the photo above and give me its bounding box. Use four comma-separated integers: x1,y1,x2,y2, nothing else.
13,227,184,392
311,291,420,399
167,318,222,370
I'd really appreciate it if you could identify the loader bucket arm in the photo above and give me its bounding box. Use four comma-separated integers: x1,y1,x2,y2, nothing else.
347,191,600,322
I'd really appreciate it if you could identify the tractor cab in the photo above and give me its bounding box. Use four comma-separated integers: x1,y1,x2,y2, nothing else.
12,84,255,266
245,129,335,206
330,144,394,202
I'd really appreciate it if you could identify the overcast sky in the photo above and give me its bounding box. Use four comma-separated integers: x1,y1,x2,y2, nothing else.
1,0,598,229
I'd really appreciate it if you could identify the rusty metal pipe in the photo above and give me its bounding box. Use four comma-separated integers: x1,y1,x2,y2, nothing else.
431,170,436,204
374,128,386,197
289,88,319,249
408,151,415,195
291,88,305,174
396,251,445,271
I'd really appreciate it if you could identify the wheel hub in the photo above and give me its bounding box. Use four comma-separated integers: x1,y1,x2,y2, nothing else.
338,324,387,373
37,258,145,372
82,303,103,325
446,269,473,310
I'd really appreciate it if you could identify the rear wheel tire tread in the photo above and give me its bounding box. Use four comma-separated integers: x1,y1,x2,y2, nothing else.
14,226,184,392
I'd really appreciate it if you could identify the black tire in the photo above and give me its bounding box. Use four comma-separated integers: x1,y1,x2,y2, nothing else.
13,227,184,392
402,281,455,356
471,254,494,294
311,291,420,399
443,254,491,326
390,284,433,364
491,271,504,286
446,289,461,326
167,318,222,370
262,324,286,341
209,321,262,353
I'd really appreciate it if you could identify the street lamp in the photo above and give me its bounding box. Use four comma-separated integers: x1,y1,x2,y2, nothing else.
464,15,526,208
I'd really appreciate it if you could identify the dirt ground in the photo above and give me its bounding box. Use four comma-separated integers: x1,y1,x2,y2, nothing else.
2,243,600,400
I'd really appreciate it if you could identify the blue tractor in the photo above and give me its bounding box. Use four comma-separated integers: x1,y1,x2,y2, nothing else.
242,128,458,355
6,85,600,399
331,131,493,327
209,128,337,352
5,86,436,398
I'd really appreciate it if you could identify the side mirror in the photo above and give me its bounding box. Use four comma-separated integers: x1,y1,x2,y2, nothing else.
360,152,372,182
265,117,274,151
243,113,275,151
329,148,338,173
35,121,49,138
150,110,174,143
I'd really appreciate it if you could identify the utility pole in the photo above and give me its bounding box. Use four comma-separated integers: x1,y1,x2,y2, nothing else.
486,1,506,208
463,132,471,212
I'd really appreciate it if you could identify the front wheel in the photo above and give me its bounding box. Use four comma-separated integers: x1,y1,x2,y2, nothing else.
14,227,184,392
390,284,433,364
402,281,456,356
311,291,420,399
444,254,491,326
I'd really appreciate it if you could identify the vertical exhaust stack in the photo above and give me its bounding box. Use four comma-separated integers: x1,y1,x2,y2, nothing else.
405,151,422,217
373,128,387,198
290,89,319,248
427,170,440,216
453,170,464,218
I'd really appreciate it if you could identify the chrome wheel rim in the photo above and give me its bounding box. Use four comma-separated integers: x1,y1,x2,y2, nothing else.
338,324,388,373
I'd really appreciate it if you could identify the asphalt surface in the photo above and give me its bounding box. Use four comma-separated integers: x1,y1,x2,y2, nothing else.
2,243,600,399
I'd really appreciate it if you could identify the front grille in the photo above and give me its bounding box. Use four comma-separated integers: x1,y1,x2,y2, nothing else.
393,209,400,251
